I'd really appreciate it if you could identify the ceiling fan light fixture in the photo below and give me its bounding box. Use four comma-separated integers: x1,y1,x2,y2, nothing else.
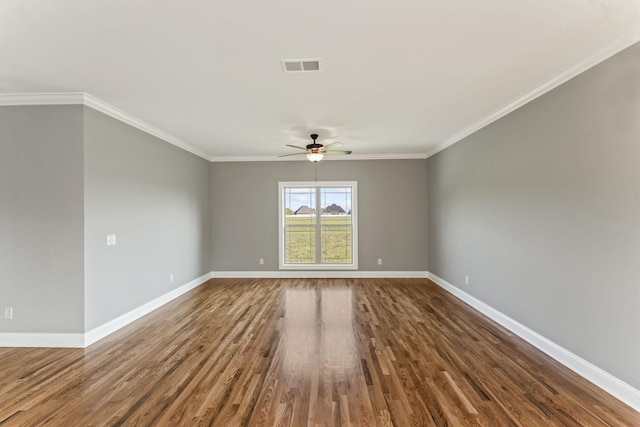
306,152,324,162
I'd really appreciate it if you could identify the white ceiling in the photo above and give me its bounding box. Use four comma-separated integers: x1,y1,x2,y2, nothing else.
1,0,639,160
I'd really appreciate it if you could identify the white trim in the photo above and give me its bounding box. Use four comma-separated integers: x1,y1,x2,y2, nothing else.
213,271,428,278
427,25,640,158
427,272,640,413
0,92,85,105
4,25,639,164
81,94,212,160
209,153,428,162
0,92,426,163
0,92,211,161
84,272,212,347
278,181,358,270
0,332,84,348
0,273,212,348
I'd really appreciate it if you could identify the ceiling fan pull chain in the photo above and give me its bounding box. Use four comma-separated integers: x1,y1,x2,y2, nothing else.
315,162,318,183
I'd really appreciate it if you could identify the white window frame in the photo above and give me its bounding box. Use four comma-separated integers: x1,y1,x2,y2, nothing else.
278,181,358,270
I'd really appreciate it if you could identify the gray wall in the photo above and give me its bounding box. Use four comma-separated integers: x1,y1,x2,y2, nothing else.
83,107,211,330
0,105,85,333
428,42,640,389
210,159,428,271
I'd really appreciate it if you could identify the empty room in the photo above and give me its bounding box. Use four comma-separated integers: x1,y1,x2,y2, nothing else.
1,1,640,425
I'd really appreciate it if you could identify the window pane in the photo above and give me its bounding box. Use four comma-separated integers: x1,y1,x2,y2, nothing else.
284,187,316,225
321,225,352,263
320,187,352,263
285,225,316,263
320,187,351,222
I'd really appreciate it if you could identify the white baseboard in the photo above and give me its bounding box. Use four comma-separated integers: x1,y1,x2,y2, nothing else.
428,272,640,413
2,271,422,349
212,270,429,278
0,332,84,348
84,272,212,347
0,272,212,349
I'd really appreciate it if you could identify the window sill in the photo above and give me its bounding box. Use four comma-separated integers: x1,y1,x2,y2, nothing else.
279,264,358,271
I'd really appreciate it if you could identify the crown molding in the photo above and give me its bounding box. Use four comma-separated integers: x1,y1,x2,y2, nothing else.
0,92,426,163
0,92,212,161
209,153,428,162
81,93,212,160
0,92,85,105
5,21,638,165
427,25,640,159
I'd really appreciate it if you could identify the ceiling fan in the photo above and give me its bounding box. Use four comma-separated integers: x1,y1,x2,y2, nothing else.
279,134,352,162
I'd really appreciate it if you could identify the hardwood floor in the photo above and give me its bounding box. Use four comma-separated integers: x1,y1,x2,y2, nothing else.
0,278,638,426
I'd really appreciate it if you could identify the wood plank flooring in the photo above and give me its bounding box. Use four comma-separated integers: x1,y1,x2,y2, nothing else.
0,278,638,426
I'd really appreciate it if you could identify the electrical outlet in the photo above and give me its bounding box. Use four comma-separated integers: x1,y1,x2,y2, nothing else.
465,275,469,285
169,273,174,283
259,258,264,265
4,307,13,320
106,234,117,246
377,258,383,265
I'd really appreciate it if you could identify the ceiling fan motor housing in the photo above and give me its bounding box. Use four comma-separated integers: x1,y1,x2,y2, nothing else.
307,134,323,151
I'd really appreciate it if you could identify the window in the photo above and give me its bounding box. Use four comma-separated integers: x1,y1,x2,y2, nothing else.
279,181,358,270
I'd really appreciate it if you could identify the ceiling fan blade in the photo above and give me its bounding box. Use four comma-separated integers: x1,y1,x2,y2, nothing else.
323,141,344,149
325,150,352,154
278,152,306,157
285,144,308,150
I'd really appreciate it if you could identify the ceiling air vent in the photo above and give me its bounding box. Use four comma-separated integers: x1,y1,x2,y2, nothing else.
281,58,323,73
